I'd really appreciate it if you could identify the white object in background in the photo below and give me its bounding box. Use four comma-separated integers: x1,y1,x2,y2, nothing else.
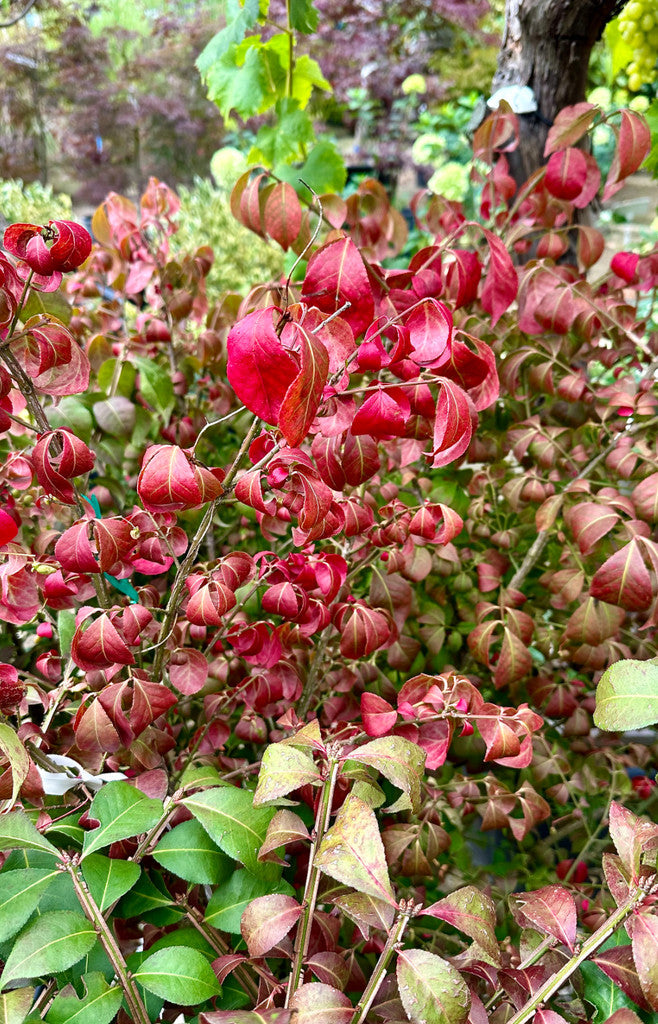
487,85,538,114
37,754,127,795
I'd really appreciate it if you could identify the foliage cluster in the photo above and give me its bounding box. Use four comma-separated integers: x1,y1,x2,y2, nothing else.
0,81,657,1024
0,179,72,231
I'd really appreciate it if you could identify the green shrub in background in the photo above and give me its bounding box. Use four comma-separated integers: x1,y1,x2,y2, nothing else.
0,179,72,228
172,156,284,298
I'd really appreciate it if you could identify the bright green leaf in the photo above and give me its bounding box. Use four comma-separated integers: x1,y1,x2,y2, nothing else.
594,660,658,731
182,786,274,873
82,781,163,858
57,610,76,660
0,869,59,942
81,855,140,913
45,972,123,1024
277,140,346,195
396,949,470,1024
97,358,136,398
152,818,233,884
580,957,640,1021
204,40,284,121
21,290,71,325
0,911,96,989
196,0,260,73
249,99,315,167
0,813,60,858
133,946,221,1004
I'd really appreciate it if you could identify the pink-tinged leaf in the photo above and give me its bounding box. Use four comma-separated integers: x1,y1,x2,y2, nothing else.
279,326,329,446
301,236,375,337
253,743,321,805
258,809,310,861
137,444,222,513
425,887,499,965
602,1013,643,1024
168,647,209,695
396,949,470,1024
632,913,658,1010
332,889,395,933
130,678,177,735
633,473,658,523
602,853,631,907
201,1013,290,1024
75,699,121,753
589,540,653,612
315,793,396,904
535,1012,568,1024
361,693,397,737
607,802,656,880
564,502,621,555
431,379,475,468
306,952,349,991
594,944,653,1013
226,307,298,425
513,886,576,950
480,230,517,326
612,252,640,283
577,226,605,270
240,894,302,957
32,429,95,505
544,103,598,156
289,983,353,1024
545,148,588,201
71,613,134,671
264,182,302,250
493,628,532,688
186,581,236,626
348,736,426,813
405,298,453,367
604,111,652,201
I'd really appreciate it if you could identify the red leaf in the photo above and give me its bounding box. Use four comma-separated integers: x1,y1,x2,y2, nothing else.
226,307,298,425
169,648,209,695
71,612,134,671
594,944,653,1013
480,229,518,326
0,510,18,546
604,110,651,201
336,603,391,658
32,429,95,505
545,147,588,201
264,182,302,250
361,693,397,737
493,628,532,688
564,502,620,555
186,580,236,626
301,236,375,337
278,325,329,446
589,540,653,612
513,886,577,949
431,379,475,468
342,431,380,485
137,444,222,513
633,473,658,523
405,298,452,367
351,386,409,438
577,226,605,269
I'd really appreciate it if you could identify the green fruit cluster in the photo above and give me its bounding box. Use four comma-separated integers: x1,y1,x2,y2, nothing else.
618,0,658,92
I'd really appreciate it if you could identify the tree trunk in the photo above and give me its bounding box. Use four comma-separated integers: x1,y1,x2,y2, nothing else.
492,0,626,184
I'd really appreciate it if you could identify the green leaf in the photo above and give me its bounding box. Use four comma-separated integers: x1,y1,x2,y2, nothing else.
81,855,140,913
153,818,233,884
347,737,426,813
45,972,123,1024
96,358,136,398
0,869,59,942
57,610,76,660
315,794,395,905
182,786,274,873
643,100,658,178
20,290,71,325
254,743,321,805
133,946,221,1004
396,949,470,1024
115,869,183,926
196,0,260,73
205,870,294,934
289,0,318,33
594,660,658,730
0,812,60,858
580,957,641,1021
132,356,175,419
0,725,30,807
82,781,163,858
48,398,94,444
0,911,96,989
249,99,315,167
0,987,34,1024
277,140,346,195
204,38,285,120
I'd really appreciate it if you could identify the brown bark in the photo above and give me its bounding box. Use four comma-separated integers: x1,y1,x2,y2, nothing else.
492,0,626,184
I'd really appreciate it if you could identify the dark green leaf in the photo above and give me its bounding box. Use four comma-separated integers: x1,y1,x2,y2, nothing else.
581,958,641,1021
153,819,233,885
115,870,183,926
205,870,294,935
48,398,93,444
81,855,140,913
0,869,59,941
133,946,221,1004
0,911,96,988
289,0,318,32
57,610,76,660
45,972,123,1024
82,781,163,858
182,786,274,873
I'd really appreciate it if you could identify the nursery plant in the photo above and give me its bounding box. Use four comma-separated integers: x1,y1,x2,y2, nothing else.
0,86,658,1024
